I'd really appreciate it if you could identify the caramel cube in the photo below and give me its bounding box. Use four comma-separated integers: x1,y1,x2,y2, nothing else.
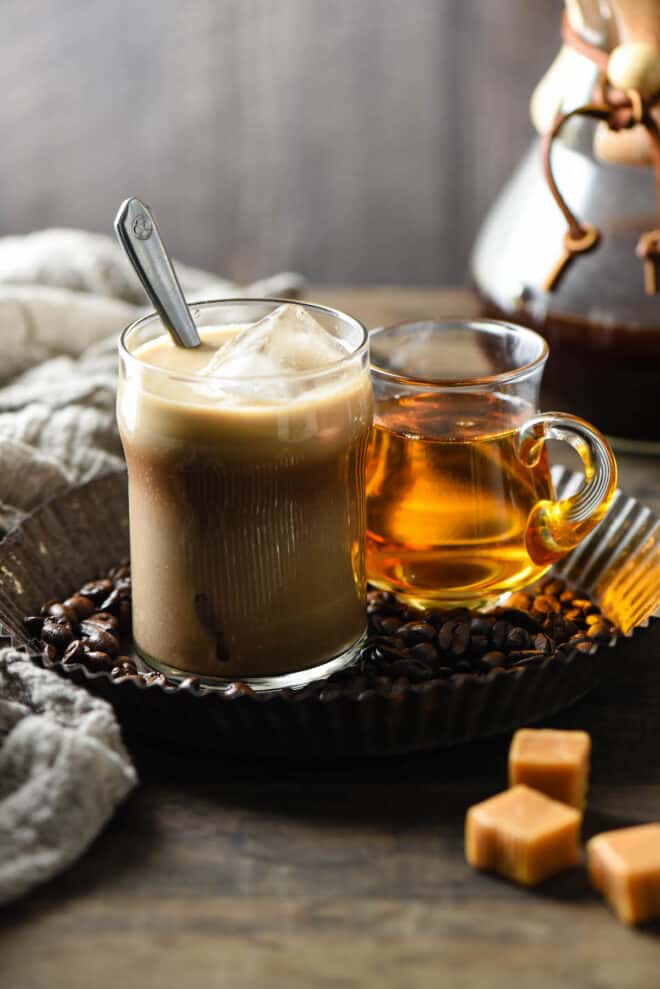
465,784,582,886
588,824,660,925
509,729,591,808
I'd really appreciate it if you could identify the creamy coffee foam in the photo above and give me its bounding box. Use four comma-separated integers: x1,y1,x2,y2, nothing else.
117,305,372,680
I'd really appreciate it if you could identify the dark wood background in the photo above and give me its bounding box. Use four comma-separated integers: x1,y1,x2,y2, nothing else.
1,0,559,285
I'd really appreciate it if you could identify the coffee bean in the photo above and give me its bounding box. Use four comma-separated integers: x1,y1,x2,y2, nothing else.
41,616,75,650
78,579,113,604
99,588,123,614
534,633,552,654
469,615,494,636
63,594,96,620
564,608,583,622
470,635,490,657
62,639,85,664
366,590,403,617
541,578,565,597
387,659,435,682
533,595,561,615
454,621,471,656
410,642,438,664
371,614,401,635
114,673,145,684
585,613,604,626
111,659,138,677
367,589,394,605
505,626,529,651
493,608,541,633
508,592,533,610
108,562,130,581
443,607,471,622
574,639,594,654
420,611,444,629
179,676,202,691
398,621,436,645
508,650,547,666
373,634,407,653
482,650,507,669
547,618,566,642
224,681,254,698
492,620,510,649
437,620,457,652
318,683,344,701
372,644,408,664
81,650,113,670
23,615,44,638
80,621,119,657
587,622,613,643
142,671,168,686
42,601,78,623
559,589,574,603
437,620,470,656
83,612,119,633
41,643,58,664
454,660,472,674
572,599,599,615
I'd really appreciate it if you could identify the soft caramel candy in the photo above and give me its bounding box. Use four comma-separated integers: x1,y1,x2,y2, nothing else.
465,784,582,886
509,729,591,809
588,824,660,926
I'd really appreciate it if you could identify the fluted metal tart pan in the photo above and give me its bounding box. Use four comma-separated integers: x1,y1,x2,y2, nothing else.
0,467,657,759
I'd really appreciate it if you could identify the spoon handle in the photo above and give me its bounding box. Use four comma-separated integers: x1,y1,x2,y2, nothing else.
114,198,201,348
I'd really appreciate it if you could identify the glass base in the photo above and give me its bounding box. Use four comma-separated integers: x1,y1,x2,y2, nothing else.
368,574,551,614
136,630,367,693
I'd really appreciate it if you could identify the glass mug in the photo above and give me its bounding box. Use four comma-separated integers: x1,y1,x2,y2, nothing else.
366,319,617,610
117,299,373,690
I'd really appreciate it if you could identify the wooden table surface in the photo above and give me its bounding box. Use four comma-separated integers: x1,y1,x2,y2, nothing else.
2,288,659,989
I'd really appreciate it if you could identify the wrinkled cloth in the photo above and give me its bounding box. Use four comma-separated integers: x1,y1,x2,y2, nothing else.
0,649,137,906
0,228,304,903
0,228,303,532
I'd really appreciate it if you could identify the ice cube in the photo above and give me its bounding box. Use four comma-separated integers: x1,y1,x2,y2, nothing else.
201,303,348,380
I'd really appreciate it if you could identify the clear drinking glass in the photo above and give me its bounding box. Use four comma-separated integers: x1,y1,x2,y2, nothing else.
117,299,373,689
367,319,617,610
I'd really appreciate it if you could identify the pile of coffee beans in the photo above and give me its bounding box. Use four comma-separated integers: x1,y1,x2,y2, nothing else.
22,562,191,690
355,579,616,686
23,565,616,696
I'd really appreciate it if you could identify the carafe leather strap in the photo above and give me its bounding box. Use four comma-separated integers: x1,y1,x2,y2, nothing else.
542,13,660,294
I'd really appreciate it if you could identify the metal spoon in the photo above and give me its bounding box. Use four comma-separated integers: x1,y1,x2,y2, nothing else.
114,197,201,348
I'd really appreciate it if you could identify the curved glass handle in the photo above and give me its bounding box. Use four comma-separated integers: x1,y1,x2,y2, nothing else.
517,412,618,566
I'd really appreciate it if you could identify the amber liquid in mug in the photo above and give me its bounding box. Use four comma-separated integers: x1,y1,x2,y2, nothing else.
366,391,554,609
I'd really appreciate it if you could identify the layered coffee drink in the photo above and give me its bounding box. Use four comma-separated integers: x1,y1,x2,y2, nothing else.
117,301,372,687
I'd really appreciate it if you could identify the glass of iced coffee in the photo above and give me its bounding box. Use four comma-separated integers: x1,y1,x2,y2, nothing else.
117,300,372,689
